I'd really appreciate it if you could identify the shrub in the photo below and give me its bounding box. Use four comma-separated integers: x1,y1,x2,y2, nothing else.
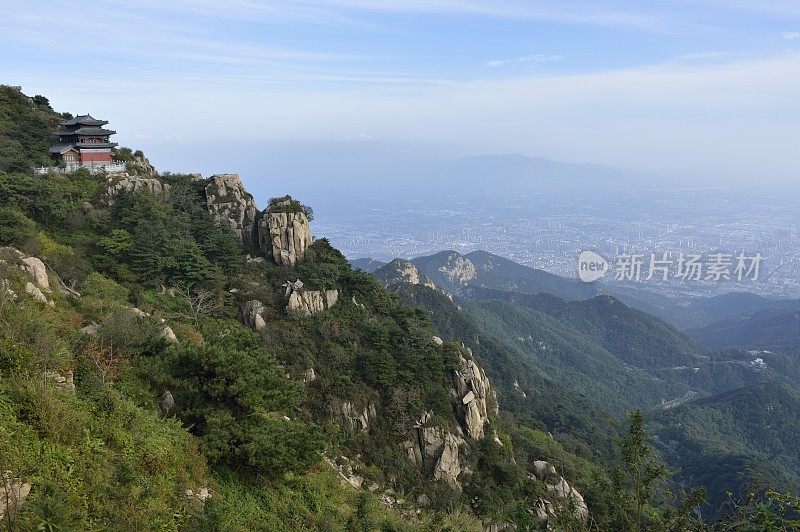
0,207,37,248
82,272,130,303
155,320,324,477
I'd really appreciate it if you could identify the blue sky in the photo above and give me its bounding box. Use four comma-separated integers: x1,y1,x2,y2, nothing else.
3,0,800,185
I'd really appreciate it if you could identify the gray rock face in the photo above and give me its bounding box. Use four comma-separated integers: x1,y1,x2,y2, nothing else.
284,279,338,315
0,248,52,300
106,173,170,199
325,457,364,490
240,300,269,330
433,432,463,486
127,151,158,177
401,350,496,488
259,199,312,267
374,258,436,289
437,253,477,285
0,248,54,305
161,325,179,343
80,322,100,335
403,411,465,488
184,487,211,504
25,282,52,306
20,256,48,289
0,472,31,521
205,173,259,246
329,399,377,432
530,460,589,524
451,348,496,440
44,370,75,392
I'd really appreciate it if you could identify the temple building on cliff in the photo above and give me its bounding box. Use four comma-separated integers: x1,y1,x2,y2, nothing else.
49,114,118,167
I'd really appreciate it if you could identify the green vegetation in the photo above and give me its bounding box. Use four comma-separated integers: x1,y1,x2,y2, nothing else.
653,381,800,520
0,86,61,172
267,194,314,221
688,308,800,353
376,260,800,527
390,281,621,460
0,85,796,530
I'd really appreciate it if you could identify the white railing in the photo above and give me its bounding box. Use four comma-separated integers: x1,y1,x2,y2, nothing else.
34,161,127,175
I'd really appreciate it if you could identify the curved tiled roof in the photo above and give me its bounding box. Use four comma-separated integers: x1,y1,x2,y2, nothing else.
59,114,108,126
55,127,116,137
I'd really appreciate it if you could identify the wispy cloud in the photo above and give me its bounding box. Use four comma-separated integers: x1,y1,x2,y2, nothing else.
782,31,800,40
318,1,660,29
486,53,564,67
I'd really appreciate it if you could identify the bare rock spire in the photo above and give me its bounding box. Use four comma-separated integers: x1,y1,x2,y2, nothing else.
259,196,312,267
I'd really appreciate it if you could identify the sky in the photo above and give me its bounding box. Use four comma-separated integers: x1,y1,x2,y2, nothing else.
3,0,800,189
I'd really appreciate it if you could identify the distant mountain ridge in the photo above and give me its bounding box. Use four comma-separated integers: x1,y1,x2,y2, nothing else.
349,257,386,272
654,380,800,518
399,248,800,331
371,253,800,522
688,309,800,352
465,288,704,369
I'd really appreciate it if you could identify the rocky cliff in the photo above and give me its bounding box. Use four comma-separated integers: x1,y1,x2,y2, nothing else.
403,411,466,488
531,460,589,524
282,279,339,315
205,173,259,247
106,173,313,270
452,347,496,440
400,344,497,488
106,173,170,200
374,258,436,289
259,197,313,267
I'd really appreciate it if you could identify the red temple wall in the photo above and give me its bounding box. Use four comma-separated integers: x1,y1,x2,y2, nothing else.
79,151,112,163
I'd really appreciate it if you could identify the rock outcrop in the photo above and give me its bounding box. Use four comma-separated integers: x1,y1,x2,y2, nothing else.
126,151,158,177
437,252,477,285
0,248,56,305
20,256,49,289
401,348,497,488
259,197,312,267
106,173,170,200
240,299,269,331
530,460,589,524
161,325,179,343
404,411,466,488
184,487,212,505
0,471,31,521
44,370,75,392
205,173,259,246
374,259,436,289
1,247,48,286
25,281,52,305
325,456,364,490
451,348,496,440
329,399,376,432
284,279,338,316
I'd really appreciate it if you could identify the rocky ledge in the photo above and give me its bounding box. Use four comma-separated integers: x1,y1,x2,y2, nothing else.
205,173,259,247
284,279,338,316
